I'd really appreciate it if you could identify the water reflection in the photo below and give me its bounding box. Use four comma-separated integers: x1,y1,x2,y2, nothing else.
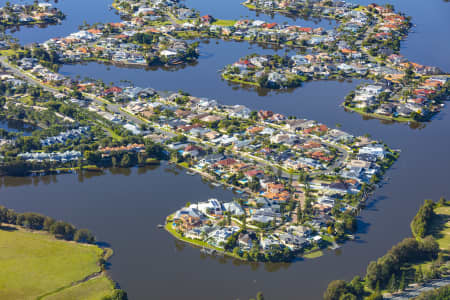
0,165,163,188
173,237,296,272
0,118,36,135
343,109,428,130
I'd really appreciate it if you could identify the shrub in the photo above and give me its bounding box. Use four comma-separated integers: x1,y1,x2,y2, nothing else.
74,228,95,244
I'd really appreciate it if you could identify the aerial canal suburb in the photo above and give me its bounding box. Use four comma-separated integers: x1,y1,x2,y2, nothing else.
74,0,448,122
0,0,403,262
0,2,65,28
0,0,448,298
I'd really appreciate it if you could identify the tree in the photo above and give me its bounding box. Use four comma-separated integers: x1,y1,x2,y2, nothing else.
398,272,406,291
50,221,76,240
366,292,383,300
0,207,5,226
298,170,306,183
137,152,146,165
111,156,117,167
438,197,447,206
249,177,261,192
327,226,334,235
324,280,350,300
438,197,448,206
339,294,356,300
43,217,55,231
102,289,128,300
365,261,381,289
85,151,102,165
415,265,423,283
343,214,357,233
257,74,269,87
387,273,397,292
414,284,450,300
74,228,95,244
411,199,435,238
120,153,132,168
296,202,303,223
419,236,439,260
18,212,45,230
50,221,67,237
350,276,364,296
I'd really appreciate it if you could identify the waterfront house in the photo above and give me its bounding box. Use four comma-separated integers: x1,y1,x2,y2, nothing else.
260,236,281,250
223,201,245,216
279,233,307,250
359,145,386,159
238,233,253,250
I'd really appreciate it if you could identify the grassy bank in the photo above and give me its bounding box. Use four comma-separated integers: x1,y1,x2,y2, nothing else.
221,74,260,87
430,205,450,251
43,274,115,300
344,105,416,123
0,226,116,300
303,250,324,259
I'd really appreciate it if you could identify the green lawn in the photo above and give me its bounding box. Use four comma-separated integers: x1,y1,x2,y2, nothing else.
44,274,115,300
178,161,190,168
242,3,257,10
430,206,450,251
0,227,113,300
344,105,415,123
103,127,124,141
303,250,323,259
221,74,260,87
212,19,237,26
0,49,22,57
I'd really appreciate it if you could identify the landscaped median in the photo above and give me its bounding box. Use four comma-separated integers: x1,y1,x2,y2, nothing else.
0,225,120,300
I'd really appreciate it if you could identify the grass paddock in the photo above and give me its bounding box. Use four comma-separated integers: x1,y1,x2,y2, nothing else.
0,226,115,300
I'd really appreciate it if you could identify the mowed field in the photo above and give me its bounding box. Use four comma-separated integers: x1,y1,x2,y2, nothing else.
0,227,115,300
432,206,450,251
44,274,115,300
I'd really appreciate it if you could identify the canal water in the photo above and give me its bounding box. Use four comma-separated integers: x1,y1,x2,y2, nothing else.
2,0,450,299
0,118,35,135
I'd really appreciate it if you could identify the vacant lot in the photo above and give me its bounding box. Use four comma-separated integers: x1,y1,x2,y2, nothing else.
0,226,114,300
